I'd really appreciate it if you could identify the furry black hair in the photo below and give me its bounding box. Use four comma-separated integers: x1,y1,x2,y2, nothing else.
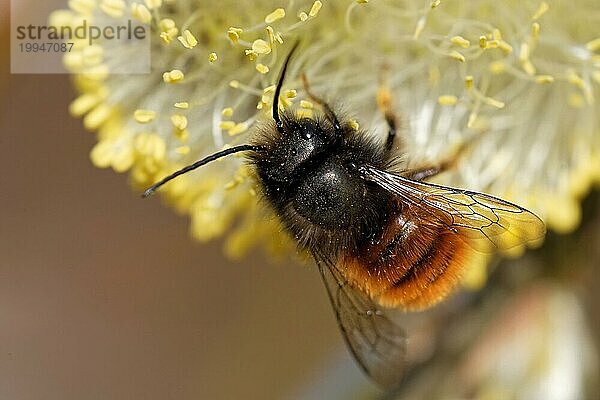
247,109,395,258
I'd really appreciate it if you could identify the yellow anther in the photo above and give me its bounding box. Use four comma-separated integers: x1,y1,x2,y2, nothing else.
519,43,536,75
134,133,166,160
174,129,189,142
586,38,600,52
131,3,152,24
133,109,156,124
489,61,506,74
467,112,477,128
546,196,581,234
498,40,513,54
449,50,465,62
300,100,313,109
492,29,502,41
100,0,125,18
175,146,190,155
535,75,554,84
279,96,293,108
244,49,258,61
252,39,271,55
521,43,533,61
485,40,499,49
450,36,470,48
566,70,592,104
84,104,112,130
479,36,487,48
174,102,189,109
163,69,184,83
63,51,83,70
275,32,283,44
256,64,270,74
531,22,540,38
229,80,240,88
134,109,156,123
48,10,73,29
260,97,273,106
266,26,275,44
68,0,96,15
208,52,218,63
348,119,360,131
82,65,110,80
159,18,178,44
438,95,458,105
82,45,104,66
356,0,369,3
90,140,115,168
464,75,474,89
430,0,440,8
228,122,249,136
309,1,322,17
296,109,314,119
298,11,308,21
222,107,234,117
159,18,175,30
274,32,284,44
227,27,243,43
144,0,161,10
219,121,236,130
177,30,198,49
483,96,505,109
285,89,297,98
265,8,285,23
69,92,104,117
171,114,188,130
522,60,536,76
569,162,596,198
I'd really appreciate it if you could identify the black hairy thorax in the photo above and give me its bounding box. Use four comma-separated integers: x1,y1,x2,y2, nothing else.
247,112,395,257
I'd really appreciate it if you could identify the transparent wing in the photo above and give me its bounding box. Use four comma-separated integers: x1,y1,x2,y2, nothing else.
314,253,407,389
360,165,546,252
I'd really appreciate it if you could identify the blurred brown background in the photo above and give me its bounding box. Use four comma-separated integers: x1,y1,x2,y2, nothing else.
0,2,355,399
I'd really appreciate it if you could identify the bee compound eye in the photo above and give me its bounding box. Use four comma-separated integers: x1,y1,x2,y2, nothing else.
301,129,313,140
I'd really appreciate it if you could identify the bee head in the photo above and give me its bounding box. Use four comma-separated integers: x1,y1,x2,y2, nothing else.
251,112,339,183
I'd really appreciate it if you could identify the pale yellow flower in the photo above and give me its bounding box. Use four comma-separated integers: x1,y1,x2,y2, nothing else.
51,0,599,261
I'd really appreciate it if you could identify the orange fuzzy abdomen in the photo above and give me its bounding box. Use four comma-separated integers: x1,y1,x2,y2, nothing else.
338,203,474,310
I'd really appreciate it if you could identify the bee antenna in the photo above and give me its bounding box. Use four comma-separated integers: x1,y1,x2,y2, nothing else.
142,144,264,198
273,41,300,132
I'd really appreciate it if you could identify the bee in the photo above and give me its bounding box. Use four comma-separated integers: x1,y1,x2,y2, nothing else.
143,43,546,389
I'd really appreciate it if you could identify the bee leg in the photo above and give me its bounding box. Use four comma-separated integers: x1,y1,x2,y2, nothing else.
376,65,403,153
403,143,467,181
301,73,342,132
377,87,400,153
